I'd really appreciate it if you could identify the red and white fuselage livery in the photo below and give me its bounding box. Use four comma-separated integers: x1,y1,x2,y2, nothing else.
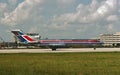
11,30,103,50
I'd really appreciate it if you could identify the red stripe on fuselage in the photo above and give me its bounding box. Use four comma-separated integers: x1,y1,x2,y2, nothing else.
23,35,35,41
40,39,100,43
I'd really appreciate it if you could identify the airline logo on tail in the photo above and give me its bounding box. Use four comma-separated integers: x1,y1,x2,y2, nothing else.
11,30,36,43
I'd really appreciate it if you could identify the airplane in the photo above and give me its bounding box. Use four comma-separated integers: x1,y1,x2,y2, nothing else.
11,29,103,50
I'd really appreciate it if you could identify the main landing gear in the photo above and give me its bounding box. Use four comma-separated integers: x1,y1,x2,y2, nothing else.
52,48,56,51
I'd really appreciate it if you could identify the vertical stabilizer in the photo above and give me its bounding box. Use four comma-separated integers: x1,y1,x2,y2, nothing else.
11,30,36,43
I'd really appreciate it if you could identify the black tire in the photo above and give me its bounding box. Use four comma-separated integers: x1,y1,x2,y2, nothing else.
52,48,56,51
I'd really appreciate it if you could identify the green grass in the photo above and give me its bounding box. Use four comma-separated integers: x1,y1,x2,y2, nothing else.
0,52,120,75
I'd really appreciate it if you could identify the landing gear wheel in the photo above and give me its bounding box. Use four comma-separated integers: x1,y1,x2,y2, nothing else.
52,48,56,51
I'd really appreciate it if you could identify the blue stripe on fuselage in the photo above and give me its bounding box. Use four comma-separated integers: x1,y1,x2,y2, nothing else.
40,42,102,45
17,36,27,43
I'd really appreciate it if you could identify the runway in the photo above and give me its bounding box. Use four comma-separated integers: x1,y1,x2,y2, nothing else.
0,48,120,53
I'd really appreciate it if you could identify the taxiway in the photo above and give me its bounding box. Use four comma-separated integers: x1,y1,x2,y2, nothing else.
0,48,120,53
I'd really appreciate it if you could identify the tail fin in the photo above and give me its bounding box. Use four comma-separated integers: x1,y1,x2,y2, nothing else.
11,29,36,43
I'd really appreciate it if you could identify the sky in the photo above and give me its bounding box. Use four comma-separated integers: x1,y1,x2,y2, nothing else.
0,0,120,42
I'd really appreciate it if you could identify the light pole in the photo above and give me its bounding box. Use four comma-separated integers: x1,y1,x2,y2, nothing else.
0,36,5,49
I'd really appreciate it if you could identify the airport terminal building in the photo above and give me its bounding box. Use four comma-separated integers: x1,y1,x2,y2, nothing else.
100,32,120,46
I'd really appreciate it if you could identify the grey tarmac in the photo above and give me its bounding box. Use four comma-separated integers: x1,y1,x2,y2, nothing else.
0,48,120,53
